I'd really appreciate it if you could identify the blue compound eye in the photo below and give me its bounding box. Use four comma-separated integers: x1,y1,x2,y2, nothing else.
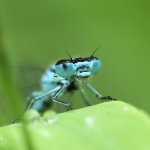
55,59,74,78
90,57,101,74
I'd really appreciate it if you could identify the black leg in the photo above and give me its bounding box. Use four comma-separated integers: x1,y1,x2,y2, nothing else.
100,96,117,100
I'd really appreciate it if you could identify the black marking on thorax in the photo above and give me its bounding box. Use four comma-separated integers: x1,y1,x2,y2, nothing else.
49,67,56,73
67,81,77,92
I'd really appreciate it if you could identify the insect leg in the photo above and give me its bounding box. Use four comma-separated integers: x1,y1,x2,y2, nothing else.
52,84,72,110
27,86,61,109
52,98,72,110
83,82,117,100
76,82,92,106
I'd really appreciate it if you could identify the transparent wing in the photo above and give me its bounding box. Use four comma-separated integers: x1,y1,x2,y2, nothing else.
13,63,46,98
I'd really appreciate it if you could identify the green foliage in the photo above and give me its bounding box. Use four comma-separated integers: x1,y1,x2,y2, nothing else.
0,28,24,125
0,101,150,150
1,0,150,113
0,1,150,149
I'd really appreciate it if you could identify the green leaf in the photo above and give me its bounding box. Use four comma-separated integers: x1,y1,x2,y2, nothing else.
0,101,150,150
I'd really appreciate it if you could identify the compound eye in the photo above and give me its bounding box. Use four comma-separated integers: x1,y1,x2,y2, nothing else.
55,59,74,78
90,58,101,74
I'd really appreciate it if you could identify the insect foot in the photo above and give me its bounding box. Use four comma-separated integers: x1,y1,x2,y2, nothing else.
66,103,73,110
12,118,21,124
100,96,117,101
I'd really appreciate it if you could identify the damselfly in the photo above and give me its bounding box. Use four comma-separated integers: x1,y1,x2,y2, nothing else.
27,52,116,113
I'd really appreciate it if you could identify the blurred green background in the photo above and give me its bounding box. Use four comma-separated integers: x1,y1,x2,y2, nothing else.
0,0,150,118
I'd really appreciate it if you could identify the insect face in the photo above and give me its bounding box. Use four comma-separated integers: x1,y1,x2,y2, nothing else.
74,57,101,78
55,56,101,78
74,61,91,77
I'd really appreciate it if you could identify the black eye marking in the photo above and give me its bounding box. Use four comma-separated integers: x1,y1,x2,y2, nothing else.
62,63,68,70
56,59,71,65
86,56,99,61
73,57,99,63
55,56,99,65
